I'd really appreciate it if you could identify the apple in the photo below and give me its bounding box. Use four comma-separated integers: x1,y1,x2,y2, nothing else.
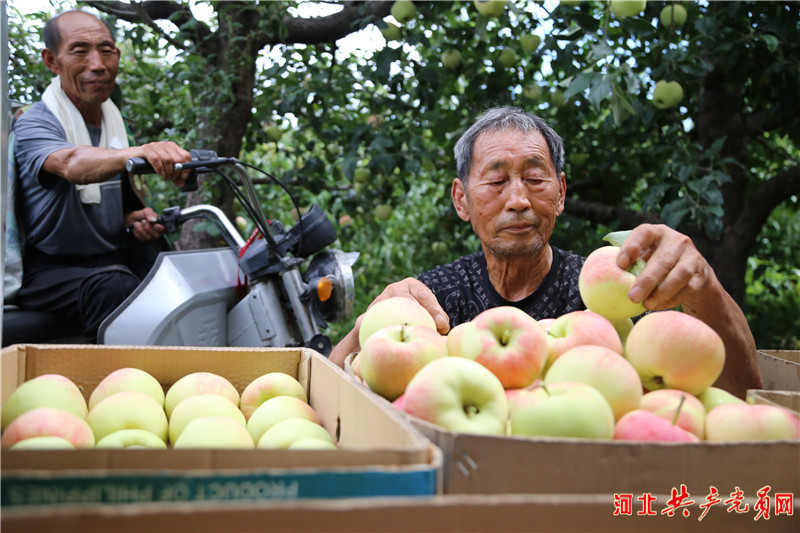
520,33,541,53
441,49,462,69
373,203,393,222
474,0,506,17
537,318,557,332
239,372,307,420
457,306,548,389
579,245,647,321
247,396,322,443
625,310,725,395
173,416,255,449
609,0,647,19
338,214,353,227
560,0,583,7
639,389,706,439
705,404,800,442
96,429,168,449
659,4,687,28
380,22,401,42
445,321,473,357
652,80,684,109
2,374,88,431
497,47,517,69
235,216,248,233
696,386,745,413
288,438,337,450
431,241,449,256
359,324,448,401
1,407,95,449
402,356,508,435
551,90,565,107
392,394,406,411
88,367,164,411
608,317,634,347
358,296,437,346
353,167,371,183
544,345,642,421
257,418,334,449
523,85,541,100
9,436,76,450
349,352,364,381
265,125,282,142
164,372,240,419
367,114,385,129
169,394,246,444
542,310,623,373
568,152,589,166
390,0,416,23
509,382,615,440
614,409,700,443
88,390,169,443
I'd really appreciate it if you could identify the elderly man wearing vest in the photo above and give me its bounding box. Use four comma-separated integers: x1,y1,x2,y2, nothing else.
12,10,191,342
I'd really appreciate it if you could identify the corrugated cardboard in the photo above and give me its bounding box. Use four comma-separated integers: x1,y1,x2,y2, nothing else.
758,350,800,391
1,344,441,506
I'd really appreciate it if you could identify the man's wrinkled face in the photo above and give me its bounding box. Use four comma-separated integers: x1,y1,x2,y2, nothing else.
452,128,566,258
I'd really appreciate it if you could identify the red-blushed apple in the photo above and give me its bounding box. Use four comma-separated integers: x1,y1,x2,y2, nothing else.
359,324,448,401
239,372,307,420
639,389,706,439
578,245,646,321
173,416,255,449
625,310,725,395
608,317,634,347
257,417,334,449
88,367,164,411
9,436,76,450
697,386,745,413
402,357,508,435
164,372,240,419
509,382,615,440
1,374,88,431
537,318,557,332
457,306,548,389
543,345,642,421
358,296,437,347
288,438,337,450
1,407,95,449
392,394,406,412
350,352,363,381
705,404,800,442
87,391,169,443
445,322,473,357
614,409,700,443
96,429,168,449
247,396,321,443
169,394,247,444
542,310,623,373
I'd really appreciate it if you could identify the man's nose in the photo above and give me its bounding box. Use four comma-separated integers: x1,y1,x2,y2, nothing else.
86,49,106,70
504,177,532,211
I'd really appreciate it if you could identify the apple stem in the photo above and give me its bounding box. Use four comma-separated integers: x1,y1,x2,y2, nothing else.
541,383,551,396
400,324,407,343
671,394,686,426
500,329,511,346
465,405,479,418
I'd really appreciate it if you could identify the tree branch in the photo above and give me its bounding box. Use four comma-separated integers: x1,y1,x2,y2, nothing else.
86,0,211,46
564,197,662,229
733,164,800,245
279,1,395,45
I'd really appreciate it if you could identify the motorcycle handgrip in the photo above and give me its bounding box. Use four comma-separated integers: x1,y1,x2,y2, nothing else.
125,150,220,192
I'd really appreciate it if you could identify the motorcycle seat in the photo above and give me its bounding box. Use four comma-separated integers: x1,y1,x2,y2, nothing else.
2,305,86,347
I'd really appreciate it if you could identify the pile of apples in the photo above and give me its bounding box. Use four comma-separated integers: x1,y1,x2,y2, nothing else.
1,369,336,451
351,236,800,444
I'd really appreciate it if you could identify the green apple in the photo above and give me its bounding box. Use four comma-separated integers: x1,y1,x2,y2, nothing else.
96,429,168,449
2,374,88,431
360,324,448,401
380,22,401,41
1,407,95,449
509,382,615,439
474,0,506,17
354,167,371,184
247,396,321,443
390,0,417,23
431,241,448,256
441,49,462,69
288,438,337,450
265,125,283,142
402,356,509,435
614,409,700,442
520,33,541,52
9,436,76,450
640,389,706,439
625,310,725,395
523,85,541,100
373,203,393,221
544,345,642,421
608,317,634,347
542,310,623,374
497,47,518,69
88,390,169,443
578,245,647,321
551,89,565,107
257,417,334,449
559,0,583,6
173,416,255,449
88,367,164,411
445,322,472,357
458,306,548,389
239,372,307,420
696,386,745,413
659,4,687,28
652,80,684,109
358,296,437,346
169,394,246,444
609,0,647,19
164,372,240,419
705,404,799,442
568,152,590,166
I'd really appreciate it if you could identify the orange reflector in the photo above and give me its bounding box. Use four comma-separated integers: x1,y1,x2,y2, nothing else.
317,277,333,302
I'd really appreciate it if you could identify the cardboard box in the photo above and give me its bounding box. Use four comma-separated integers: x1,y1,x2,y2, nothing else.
758,350,800,391
1,344,441,507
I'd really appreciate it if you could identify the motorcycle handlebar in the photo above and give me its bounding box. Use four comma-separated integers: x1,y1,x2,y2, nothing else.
126,150,234,192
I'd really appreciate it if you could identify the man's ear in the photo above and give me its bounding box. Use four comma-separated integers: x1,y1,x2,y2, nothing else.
42,48,59,75
451,178,470,222
556,171,566,216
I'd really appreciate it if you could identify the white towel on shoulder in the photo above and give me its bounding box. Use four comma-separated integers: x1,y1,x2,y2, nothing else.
41,75,129,204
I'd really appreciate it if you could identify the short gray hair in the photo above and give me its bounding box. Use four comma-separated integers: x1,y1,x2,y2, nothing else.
454,107,565,183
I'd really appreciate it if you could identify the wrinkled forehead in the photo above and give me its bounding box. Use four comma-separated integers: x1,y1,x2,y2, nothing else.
56,12,115,47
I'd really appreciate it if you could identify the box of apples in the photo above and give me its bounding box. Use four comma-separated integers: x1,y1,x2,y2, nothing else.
0,343,441,507
757,350,800,392
347,233,800,506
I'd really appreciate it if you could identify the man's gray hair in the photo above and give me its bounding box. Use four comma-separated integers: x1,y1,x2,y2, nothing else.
43,10,115,52
454,106,565,183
